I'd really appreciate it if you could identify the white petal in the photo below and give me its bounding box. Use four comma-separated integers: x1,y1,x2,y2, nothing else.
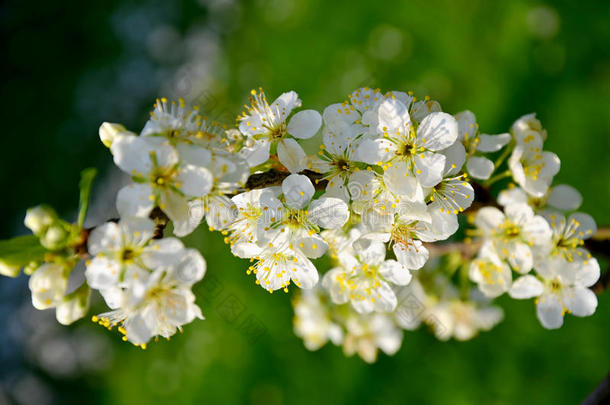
205,195,236,231
176,144,212,167
88,222,122,255
309,197,349,229
348,170,381,201
564,287,597,317
238,139,270,167
275,91,301,113
416,209,458,242
116,184,155,218
442,142,466,175
356,138,395,165
282,174,315,209
417,112,458,151
160,191,191,237
141,237,184,268
383,160,420,198
476,133,511,153
568,212,597,240
324,177,350,202
414,151,445,187
177,165,213,197
377,98,410,133
124,314,154,345
540,151,561,178
522,216,552,246
110,134,154,175
379,260,412,285
355,239,387,266
277,138,307,173
455,110,477,140
172,248,206,285
474,207,505,234
497,187,528,207
393,240,429,270
291,255,319,289
536,294,564,329
239,113,264,136
466,156,494,180
175,199,204,236
296,235,328,259
99,287,122,309
231,242,262,259
505,203,534,225
119,217,155,247
411,100,441,123
505,242,533,273
349,87,383,114
547,184,582,211
574,258,600,288
85,257,120,290
287,110,322,139
509,275,544,299
371,281,398,312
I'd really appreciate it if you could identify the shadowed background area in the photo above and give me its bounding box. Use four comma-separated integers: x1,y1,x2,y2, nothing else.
1,0,609,404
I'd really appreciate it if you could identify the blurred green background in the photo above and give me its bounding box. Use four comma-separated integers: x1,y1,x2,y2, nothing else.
1,0,609,404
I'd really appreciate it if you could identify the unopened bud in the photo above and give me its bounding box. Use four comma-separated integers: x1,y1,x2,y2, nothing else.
24,205,56,235
24,261,41,276
0,261,20,278
29,263,68,310
41,225,69,250
56,284,90,325
99,122,126,148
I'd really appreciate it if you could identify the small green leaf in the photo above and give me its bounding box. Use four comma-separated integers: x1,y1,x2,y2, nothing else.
0,235,47,276
77,168,98,228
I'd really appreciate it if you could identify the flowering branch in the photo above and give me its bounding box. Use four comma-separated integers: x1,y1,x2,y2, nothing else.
1,89,606,363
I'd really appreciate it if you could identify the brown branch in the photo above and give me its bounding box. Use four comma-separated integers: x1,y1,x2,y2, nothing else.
149,207,169,239
72,167,610,295
425,240,482,260
245,168,328,191
427,228,610,295
582,373,610,405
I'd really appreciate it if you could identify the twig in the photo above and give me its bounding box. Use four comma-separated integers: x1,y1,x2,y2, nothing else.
582,373,610,405
244,168,328,191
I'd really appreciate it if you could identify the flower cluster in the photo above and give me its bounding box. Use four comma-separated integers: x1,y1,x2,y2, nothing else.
1,87,604,360
85,217,206,346
470,114,600,329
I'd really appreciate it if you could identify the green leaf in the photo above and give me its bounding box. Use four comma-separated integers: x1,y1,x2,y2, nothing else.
0,235,47,276
77,168,98,228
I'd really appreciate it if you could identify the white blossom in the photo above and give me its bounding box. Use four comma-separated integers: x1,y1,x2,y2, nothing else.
356,97,458,200
454,110,511,180
342,312,402,363
93,247,206,345
293,288,344,350
509,256,599,329
474,203,552,273
238,89,322,172
322,239,412,314
111,133,213,236
508,129,560,198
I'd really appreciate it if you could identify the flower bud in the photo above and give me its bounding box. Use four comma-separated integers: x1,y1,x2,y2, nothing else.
29,263,68,310
99,122,126,148
56,284,90,325
0,261,20,278
24,205,57,235
24,261,41,275
40,225,69,250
